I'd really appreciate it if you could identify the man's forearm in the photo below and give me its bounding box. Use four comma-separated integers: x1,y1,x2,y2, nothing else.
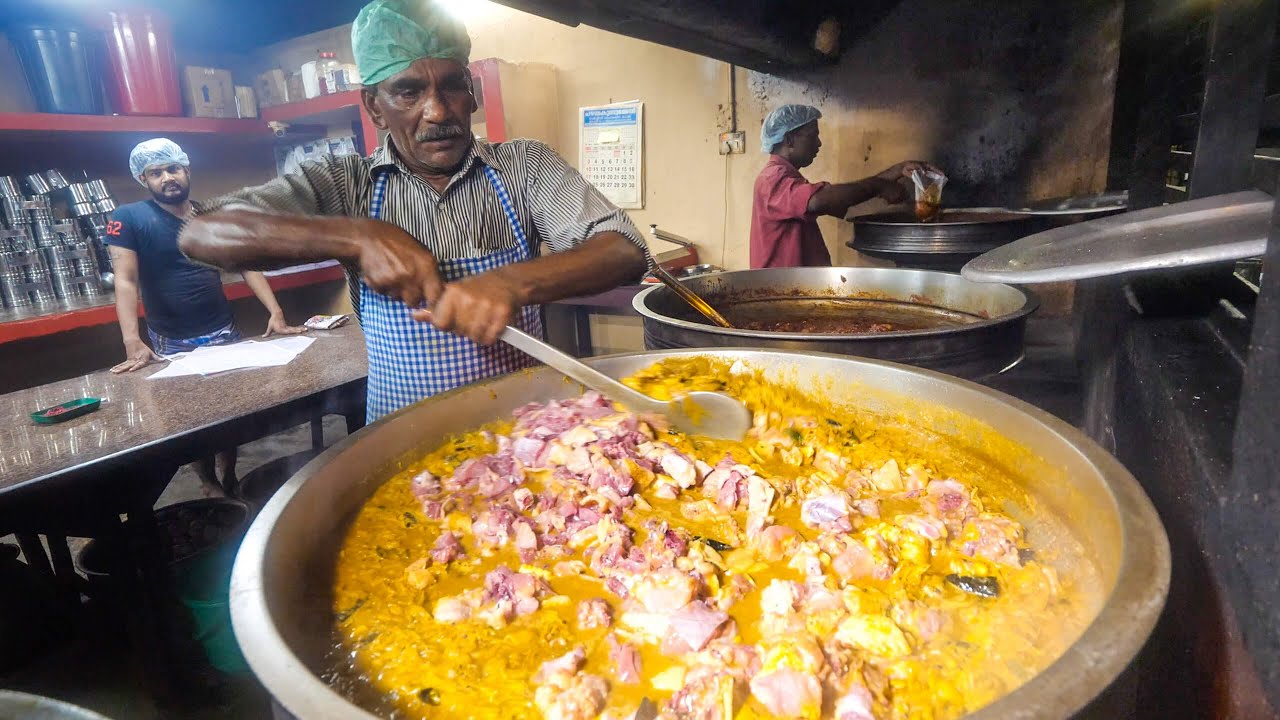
114,280,143,342
180,208,377,271
495,232,647,305
808,177,895,217
242,271,284,316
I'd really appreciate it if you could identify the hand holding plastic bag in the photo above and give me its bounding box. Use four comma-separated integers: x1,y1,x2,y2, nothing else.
911,169,947,222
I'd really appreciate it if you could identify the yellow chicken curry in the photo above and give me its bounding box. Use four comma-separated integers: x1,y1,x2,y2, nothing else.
327,358,1099,720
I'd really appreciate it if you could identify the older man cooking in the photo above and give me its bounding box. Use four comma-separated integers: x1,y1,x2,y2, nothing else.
180,0,649,420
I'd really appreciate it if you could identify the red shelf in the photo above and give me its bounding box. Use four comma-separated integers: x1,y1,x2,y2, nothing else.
0,111,270,137
261,91,364,123
261,91,378,156
0,264,346,345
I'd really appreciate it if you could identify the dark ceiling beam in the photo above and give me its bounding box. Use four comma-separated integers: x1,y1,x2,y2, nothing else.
486,0,847,72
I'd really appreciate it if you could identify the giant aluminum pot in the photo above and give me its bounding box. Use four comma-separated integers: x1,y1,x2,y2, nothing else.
231,350,1169,720
634,267,1038,379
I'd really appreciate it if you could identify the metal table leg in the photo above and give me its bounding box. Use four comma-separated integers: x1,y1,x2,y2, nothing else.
573,307,593,357
310,415,325,451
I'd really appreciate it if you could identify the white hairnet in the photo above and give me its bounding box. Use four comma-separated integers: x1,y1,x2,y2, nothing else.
129,138,190,182
760,104,822,152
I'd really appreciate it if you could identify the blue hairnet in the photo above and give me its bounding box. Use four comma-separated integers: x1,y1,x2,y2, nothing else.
129,138,189,183
760,104,822,152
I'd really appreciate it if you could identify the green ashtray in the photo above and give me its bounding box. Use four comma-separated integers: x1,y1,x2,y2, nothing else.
31,398,102,424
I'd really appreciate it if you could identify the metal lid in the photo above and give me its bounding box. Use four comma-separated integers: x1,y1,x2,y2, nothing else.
0,691,113,720
962,190,1270,283
1005,191,1129,217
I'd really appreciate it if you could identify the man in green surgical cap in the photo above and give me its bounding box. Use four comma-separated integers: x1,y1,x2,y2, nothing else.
180,0,650,421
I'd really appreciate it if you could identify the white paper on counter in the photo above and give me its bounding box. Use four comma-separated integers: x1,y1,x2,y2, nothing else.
148,336,316,379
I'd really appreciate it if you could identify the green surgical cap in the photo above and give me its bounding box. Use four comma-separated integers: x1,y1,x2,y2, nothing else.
352,0,472,86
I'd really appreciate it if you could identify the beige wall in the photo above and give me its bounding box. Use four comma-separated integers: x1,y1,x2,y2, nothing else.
249,10,734,264
249,0,1119,275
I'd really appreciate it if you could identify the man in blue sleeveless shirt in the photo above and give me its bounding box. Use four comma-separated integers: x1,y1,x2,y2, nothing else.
180,0,649,421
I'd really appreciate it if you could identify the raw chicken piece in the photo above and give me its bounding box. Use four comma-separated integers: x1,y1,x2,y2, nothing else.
801,492,852,529
894,513,947,541
633,568,698,614
749,637,825,719
835,614,912,659
533,647,610,720
606,634,642,684
869,459,902,493
665,664,746,720
891,600,947,643
754,525,800,563
833,681,876,720
663,602,731,655
744,476,776,539
578,598,613,630
961,513,1025,567
429,530,463,565
433,593,476,623
660,451,699,489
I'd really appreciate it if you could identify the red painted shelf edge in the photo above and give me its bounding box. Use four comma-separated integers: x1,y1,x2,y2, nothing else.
0,264,346,345
260,91,364,123
0,111,268,135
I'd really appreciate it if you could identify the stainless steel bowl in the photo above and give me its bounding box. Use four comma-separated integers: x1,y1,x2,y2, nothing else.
44,169,69,190
0,176,22,199
231,350,1169,720
70,202,97,218
633,267,1037,379
85,180,111,202
24,173,52,196
66,183,94,205
679,263,723,278
91,198,117,214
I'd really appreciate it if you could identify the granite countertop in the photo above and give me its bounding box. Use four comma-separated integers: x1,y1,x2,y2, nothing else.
0,324,367,494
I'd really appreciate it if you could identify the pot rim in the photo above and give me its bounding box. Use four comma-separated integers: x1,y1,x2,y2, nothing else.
852,209,1035,226
231,349,1170,720
631,267,1040,341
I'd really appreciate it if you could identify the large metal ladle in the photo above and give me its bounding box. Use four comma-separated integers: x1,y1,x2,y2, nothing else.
649,264,734,328
500,326,751,440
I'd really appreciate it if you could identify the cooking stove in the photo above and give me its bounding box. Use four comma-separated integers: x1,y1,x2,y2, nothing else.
1072,258,1277,718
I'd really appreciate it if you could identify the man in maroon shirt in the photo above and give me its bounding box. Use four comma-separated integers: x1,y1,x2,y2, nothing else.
750,104,942,269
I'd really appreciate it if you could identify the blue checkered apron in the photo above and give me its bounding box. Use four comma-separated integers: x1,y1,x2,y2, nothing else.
361,166,542,421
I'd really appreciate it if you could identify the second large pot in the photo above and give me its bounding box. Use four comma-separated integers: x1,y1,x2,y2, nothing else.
851,210,1042,270
633,267,1038,379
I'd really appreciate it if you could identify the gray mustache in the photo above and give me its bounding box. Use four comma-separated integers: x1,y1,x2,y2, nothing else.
415,125,467,142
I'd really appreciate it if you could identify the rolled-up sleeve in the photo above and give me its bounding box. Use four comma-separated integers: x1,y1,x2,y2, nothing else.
522,141,651,268
194,154,358,218
759,166,828,222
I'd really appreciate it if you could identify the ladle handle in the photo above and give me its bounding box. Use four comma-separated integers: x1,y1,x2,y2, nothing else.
499,326,661,413
650,264,734,328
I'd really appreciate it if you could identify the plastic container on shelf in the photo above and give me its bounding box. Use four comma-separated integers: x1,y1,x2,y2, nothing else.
317,51,341,95
102,10,182,116
299,60,321,99
8,22,103,115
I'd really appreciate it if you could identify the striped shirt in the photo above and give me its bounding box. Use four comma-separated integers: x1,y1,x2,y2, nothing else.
200,136,649,314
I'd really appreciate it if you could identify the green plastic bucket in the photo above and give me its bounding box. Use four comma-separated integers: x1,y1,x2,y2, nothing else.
182,594,248,674
79,498,252,674
164,499,252,674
